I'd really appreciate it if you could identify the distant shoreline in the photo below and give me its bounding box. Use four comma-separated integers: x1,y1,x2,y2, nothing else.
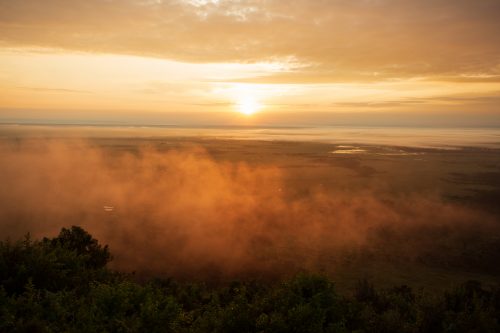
2,123,500,149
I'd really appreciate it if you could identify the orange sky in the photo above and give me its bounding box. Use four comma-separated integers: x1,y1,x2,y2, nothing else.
0,0,499,125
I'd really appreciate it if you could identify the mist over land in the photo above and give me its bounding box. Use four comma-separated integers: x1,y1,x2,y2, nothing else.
2,125,500,289
2,0,500,330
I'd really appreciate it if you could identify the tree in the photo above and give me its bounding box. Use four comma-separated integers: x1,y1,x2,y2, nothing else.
44,226,111,269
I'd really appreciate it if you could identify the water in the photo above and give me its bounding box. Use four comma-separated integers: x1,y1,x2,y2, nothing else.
1,124,500,149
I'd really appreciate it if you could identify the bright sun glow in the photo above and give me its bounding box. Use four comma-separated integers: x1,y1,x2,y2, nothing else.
237,97,262,115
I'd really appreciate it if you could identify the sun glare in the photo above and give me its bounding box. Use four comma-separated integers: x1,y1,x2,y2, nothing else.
236,96,262,115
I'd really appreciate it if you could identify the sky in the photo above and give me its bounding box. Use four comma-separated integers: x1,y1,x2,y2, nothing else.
1,0,500,126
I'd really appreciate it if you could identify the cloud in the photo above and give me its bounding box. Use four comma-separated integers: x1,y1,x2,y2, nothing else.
14,86,91,94
1,0,499,82
1,139,498,279
331,91,500,108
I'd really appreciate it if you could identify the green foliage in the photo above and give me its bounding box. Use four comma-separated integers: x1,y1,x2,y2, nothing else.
43,226,111,269
1,226,500,332
0,226,112,295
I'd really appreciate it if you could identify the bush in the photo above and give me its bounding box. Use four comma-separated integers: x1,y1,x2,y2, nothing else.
0,226,111,295
1,227,500,332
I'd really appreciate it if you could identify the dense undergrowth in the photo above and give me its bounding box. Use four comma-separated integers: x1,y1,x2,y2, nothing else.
1,226,499,332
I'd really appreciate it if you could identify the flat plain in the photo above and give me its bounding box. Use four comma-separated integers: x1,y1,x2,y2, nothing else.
1,125,500,292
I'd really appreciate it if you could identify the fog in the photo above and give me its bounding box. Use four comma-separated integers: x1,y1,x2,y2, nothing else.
1,139,498,279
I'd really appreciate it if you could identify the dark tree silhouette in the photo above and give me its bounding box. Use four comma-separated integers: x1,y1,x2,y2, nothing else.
44,225,111,269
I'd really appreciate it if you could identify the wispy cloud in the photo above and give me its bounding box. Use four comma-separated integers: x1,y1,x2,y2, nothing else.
15,86,91,94
1,0,500,82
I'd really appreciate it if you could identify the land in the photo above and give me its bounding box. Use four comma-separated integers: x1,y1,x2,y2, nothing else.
1,125,500,293
95,136,500,291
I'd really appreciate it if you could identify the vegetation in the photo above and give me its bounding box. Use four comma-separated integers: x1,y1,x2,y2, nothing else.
1,226,499,332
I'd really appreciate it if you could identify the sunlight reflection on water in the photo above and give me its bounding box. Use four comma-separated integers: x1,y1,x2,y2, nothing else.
1,125,500,149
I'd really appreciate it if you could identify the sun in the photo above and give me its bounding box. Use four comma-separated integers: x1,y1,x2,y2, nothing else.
236,96,262,115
